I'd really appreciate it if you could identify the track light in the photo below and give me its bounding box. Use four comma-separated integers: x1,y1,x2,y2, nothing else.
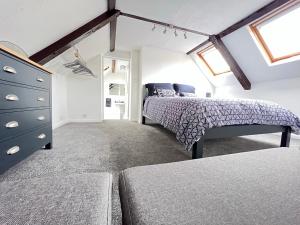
152,24,156,31
150,23,190,39
163,27,167,34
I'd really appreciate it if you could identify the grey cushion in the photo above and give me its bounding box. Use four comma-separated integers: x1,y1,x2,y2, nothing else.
119,148,300,225
0,173,112,225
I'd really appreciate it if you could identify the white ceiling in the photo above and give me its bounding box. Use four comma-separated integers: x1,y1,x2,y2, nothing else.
117,0,273,34
0,0,107,55
0,0,274,59
116,16,207,53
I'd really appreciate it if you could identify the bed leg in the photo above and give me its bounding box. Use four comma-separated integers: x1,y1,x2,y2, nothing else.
142,116,146,125
192,138,204,159
280,127,291,147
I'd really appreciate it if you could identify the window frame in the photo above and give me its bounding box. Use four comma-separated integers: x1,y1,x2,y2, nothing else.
197,44,231,76
250,0,300,63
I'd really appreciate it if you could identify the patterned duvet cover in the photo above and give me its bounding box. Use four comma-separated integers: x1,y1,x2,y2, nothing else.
143,96,300,151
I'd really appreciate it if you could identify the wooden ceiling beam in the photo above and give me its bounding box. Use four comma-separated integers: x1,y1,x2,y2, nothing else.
186,0,291,54
108,0,115,10
108,0,117,52
186,39,210,55
219,0,291,37
112,59,116,73
209,35,251,90
29,9,120,64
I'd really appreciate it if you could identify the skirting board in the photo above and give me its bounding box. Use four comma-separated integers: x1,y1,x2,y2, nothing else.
68,119,103,123
53,120,69,130
53,119,103,130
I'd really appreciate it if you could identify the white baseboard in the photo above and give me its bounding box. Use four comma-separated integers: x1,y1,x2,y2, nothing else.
53,120,69,130
68,119,102,123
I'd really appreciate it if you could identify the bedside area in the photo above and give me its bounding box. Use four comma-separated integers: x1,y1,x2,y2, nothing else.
0,44,52,174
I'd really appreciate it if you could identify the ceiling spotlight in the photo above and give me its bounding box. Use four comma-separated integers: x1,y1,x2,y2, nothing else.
163,27,167,34
152,24,156,31
184,32,187,39
174,29,178,37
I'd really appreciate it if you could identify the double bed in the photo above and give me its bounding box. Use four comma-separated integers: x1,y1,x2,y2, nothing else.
142,83,300,159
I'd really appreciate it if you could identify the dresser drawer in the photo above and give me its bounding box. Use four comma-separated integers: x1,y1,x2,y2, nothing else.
0,83,50,110
0,126,51,174
0,109,50,141
0,51,50,89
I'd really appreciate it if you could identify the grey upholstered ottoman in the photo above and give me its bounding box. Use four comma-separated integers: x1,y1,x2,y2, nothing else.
119,148,300,225
0,172,112,225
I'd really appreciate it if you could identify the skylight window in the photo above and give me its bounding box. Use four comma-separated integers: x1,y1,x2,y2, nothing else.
197,45,231,76
250,1,300,63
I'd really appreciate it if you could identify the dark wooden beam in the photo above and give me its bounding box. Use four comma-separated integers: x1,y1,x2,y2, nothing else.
209,35,251,90
186,0,291,54
108,0,117,52
110,19,117,52
30,9,120,64
186,39,210,55
112,59,116,73
120,12,210,36
219,0,291,37
108,0,115,10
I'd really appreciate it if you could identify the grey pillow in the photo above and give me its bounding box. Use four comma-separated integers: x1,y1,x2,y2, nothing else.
180,92,197,97
156,88,176,97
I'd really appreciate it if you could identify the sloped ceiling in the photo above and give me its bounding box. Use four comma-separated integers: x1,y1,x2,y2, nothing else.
0,0,275,57
117,0,273,35
0,0,107,56
116,0,274,51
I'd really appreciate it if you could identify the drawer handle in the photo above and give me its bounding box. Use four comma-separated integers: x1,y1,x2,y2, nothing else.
37,97,45,102
37,116,45,121
37,133,46,139
37,78,44,82
3,66,17,74
7,146,20,155
5,121,19,128
5,94,19,101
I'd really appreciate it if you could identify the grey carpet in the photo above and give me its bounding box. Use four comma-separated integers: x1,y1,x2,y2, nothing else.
0,173,112,225
1,121,300,225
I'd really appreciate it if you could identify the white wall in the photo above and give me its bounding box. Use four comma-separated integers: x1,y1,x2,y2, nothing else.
45,57,69,129
56,50,141,123
140,46,214,96
214,26,300,117
67,55,102,122
137,46,214,122
190,24,300,119
130,50,140,122
51,72,68,129
215,77,300,117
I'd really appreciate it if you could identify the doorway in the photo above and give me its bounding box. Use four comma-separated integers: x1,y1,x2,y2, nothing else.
103,58,129,120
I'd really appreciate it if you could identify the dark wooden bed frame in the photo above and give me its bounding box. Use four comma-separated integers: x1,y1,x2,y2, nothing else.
142,116,291,159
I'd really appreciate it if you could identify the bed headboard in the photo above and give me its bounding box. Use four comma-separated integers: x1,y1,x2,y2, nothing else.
173,83,195,94
145,83,174,96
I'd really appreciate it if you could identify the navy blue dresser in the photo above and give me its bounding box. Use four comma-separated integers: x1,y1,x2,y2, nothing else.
0,45,52,174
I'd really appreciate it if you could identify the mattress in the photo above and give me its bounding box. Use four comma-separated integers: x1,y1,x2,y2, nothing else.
143,96,300,150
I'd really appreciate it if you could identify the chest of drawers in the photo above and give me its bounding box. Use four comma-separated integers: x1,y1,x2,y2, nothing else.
0,45,52,174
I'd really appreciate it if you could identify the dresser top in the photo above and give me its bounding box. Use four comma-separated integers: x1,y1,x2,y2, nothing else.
0,44,52,74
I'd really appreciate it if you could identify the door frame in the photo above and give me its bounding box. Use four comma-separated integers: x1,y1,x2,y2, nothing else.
101,55,131,121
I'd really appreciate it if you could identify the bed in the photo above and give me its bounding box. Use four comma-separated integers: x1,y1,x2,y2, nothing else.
142,83,300,159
